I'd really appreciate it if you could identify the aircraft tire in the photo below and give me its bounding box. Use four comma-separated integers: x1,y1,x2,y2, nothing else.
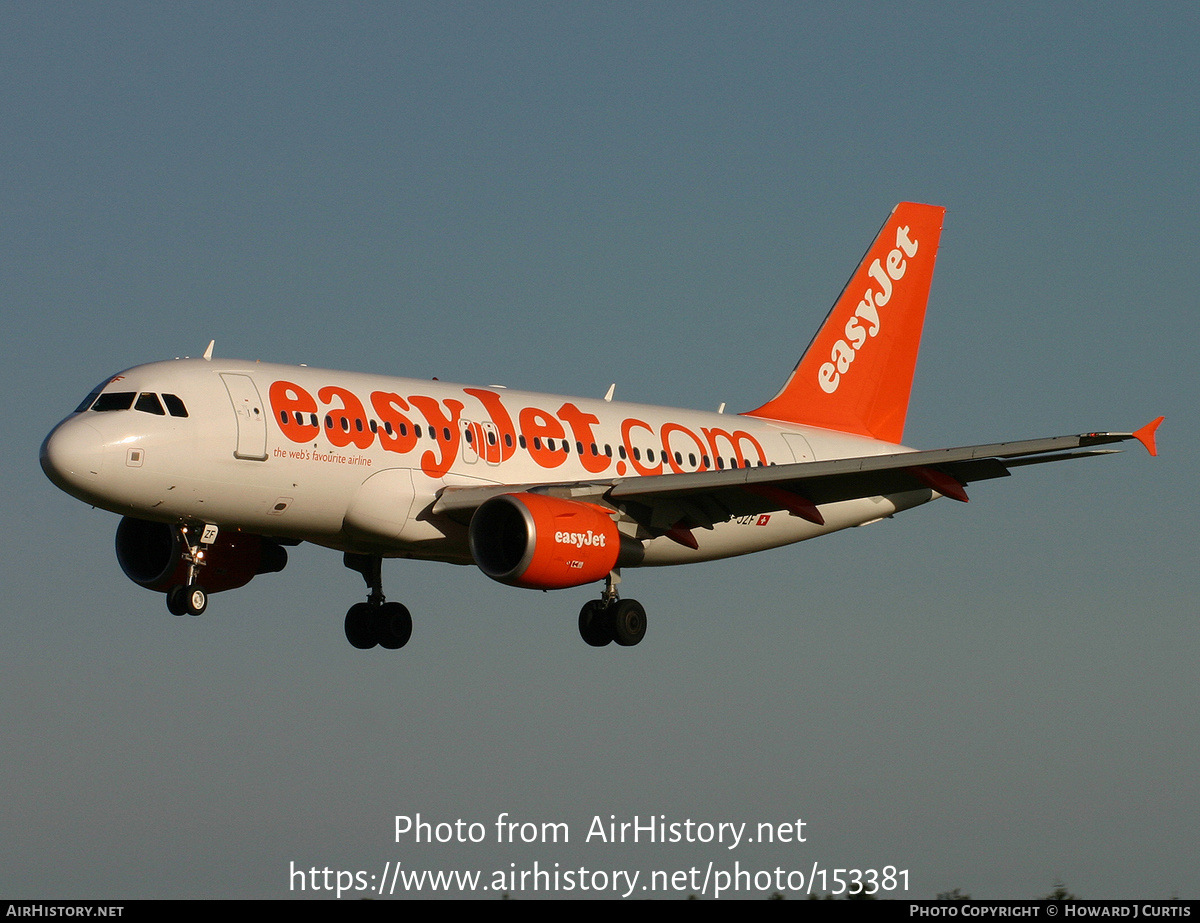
166,586,188,616
345,602,377,649
376,602,412,650
612,599,647,647
185,584,207,616
578,600,613,647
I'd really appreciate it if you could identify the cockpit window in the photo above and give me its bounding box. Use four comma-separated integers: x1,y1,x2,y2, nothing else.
135,392,165,415
79,389,188,417
162,394,188,417
74,389,103,413
91,392,136,412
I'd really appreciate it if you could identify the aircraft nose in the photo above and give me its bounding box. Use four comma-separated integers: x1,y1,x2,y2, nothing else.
40,418,106,496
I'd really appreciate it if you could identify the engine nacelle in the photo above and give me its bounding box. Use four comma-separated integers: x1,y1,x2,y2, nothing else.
115,516,288,594
469,493,635,590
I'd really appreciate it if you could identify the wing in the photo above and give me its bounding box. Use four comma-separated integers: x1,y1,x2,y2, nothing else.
431,418,1163,544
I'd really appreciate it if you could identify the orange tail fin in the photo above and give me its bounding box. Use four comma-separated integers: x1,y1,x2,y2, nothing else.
744,202,946,443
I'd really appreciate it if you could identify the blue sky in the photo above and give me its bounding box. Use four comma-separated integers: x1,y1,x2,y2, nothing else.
3,3,1197,899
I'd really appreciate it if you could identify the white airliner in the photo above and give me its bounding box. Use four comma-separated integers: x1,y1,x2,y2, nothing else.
40,203,1161,650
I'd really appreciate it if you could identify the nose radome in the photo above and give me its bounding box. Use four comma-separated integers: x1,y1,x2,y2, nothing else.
40,418,106,495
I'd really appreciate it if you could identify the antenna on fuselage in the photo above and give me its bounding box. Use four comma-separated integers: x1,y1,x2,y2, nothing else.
718,402,726,414
203,340,215,361
604,384,615,402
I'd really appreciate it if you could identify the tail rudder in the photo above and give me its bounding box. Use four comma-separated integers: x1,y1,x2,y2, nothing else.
744,202,946,443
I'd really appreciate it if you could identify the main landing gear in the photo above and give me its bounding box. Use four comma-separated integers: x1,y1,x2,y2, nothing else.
337,559,644,650
578,571,647,648
342,553,412,650
165,524,210,617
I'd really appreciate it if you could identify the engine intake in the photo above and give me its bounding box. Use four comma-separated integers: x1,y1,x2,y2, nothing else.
115,517,287,594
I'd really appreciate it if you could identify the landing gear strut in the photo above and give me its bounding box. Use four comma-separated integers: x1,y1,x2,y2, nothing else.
164,524,210,617
343,553,412,650
578,570,647,647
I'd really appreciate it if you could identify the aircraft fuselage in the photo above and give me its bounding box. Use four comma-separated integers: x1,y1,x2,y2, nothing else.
42,356,925,569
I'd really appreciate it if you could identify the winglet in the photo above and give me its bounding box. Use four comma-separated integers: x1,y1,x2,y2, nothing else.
1132,416,1164,457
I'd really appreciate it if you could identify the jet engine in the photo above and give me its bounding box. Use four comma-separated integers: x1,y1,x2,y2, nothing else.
468,493,639,590
115,516,288,594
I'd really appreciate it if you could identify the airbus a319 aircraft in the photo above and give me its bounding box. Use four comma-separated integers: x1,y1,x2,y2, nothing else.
40,203,1161,650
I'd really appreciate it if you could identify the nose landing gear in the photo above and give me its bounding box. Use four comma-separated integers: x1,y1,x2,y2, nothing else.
164,523,212,617
167,583,208,616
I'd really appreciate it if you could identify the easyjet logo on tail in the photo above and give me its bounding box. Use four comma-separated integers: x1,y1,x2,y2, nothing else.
742,201,945,444
817,223,919,394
